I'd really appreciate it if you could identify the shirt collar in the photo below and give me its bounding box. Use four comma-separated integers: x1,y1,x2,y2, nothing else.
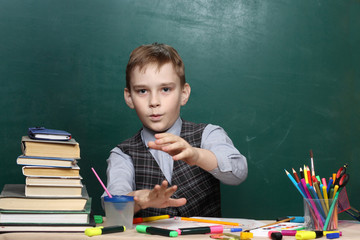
141,117,182,148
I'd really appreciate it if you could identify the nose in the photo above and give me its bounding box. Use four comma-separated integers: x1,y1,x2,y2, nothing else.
149,92,160,108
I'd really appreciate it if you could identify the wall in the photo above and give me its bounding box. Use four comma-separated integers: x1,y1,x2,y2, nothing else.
0,0,359,219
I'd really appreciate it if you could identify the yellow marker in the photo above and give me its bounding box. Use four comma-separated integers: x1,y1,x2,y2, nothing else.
333,185,339,197
304,165,309,184
84,226,125,237
322,185,329,212
295,231,322,239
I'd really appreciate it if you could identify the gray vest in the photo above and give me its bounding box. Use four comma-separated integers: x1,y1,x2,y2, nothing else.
118,120,221,217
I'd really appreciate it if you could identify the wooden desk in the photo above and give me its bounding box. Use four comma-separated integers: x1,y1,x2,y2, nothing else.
0,220,358,240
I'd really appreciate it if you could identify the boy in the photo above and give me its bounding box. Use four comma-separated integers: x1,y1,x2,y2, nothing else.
105,43,248,217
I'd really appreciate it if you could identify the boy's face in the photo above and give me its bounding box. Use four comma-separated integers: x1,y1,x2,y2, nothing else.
124,62,190,133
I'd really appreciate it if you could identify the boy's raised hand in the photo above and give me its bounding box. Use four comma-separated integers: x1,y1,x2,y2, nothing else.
148,133,218,171
133,180,186,212
148,133,200,165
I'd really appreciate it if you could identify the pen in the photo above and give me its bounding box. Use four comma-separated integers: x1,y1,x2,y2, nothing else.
136,225,178,237
85,226,125,237
178,225,223,235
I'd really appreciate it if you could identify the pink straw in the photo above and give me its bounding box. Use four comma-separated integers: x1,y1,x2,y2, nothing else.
91,167,112,198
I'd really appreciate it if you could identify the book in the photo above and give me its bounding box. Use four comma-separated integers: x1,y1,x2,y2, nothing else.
17,155,76,168
21,136,80,159
26,176,83,187
25,184,83,197
22,165,80,178
0,215,95,232
28,127,72,141
0,184,88,211
0,198,91,224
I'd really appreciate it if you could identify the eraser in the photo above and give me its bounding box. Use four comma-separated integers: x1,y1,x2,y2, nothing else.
326,232,340,239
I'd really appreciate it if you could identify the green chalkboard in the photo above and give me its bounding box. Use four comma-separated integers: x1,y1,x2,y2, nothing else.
0,0,359,219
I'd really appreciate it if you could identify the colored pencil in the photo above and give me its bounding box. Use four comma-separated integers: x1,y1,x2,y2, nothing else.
284,170,307,198
307,166,313,186
179,217,241,226
310,149,315,176
292,168,300,183
304,165,309,184
133,215,171,224
299,167,304,179
244,217,295,232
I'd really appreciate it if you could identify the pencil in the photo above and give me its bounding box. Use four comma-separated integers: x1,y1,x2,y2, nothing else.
179,217,241,226
300,167,304,179
307,166,313,186
292,168,300,183
304,165,309,184
310,149,315,177
244,217,295,232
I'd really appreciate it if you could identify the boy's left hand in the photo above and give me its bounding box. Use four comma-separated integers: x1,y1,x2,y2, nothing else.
148,133,200,166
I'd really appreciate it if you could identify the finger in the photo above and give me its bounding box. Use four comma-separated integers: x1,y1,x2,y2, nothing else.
167,198,187,207
164,185,177,199
148,184,161,198
162,141,186,153
154,135,179,145
148,141,163,150
160,180,169,190
172,148,192,161
154,133,172,139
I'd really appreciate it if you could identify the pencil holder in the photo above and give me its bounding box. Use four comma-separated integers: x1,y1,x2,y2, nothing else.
104,195,134,229
303,198,338,231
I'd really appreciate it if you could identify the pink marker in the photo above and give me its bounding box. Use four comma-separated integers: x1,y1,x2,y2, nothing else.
281,230,297,236
322,178,327,188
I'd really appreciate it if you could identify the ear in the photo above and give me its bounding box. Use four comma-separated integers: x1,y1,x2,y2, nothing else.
180,83,191,106
124,88,135,109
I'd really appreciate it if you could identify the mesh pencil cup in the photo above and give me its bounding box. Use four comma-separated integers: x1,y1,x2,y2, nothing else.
303,198,338,231
104,195,134,229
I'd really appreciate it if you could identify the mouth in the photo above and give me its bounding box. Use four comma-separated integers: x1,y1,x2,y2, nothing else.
149,114,163,121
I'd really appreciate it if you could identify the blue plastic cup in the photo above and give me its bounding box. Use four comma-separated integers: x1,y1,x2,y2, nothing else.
104,195,134,229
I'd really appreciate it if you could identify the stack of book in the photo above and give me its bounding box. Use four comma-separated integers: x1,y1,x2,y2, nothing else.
0,129,94,232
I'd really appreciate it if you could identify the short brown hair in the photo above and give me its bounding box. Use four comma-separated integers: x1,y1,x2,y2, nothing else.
125,43,185,90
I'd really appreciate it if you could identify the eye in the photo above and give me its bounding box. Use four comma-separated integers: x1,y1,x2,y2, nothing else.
138,89,147,94
162,87,170,92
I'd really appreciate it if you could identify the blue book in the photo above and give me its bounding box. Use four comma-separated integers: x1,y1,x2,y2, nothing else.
28,127,71,141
